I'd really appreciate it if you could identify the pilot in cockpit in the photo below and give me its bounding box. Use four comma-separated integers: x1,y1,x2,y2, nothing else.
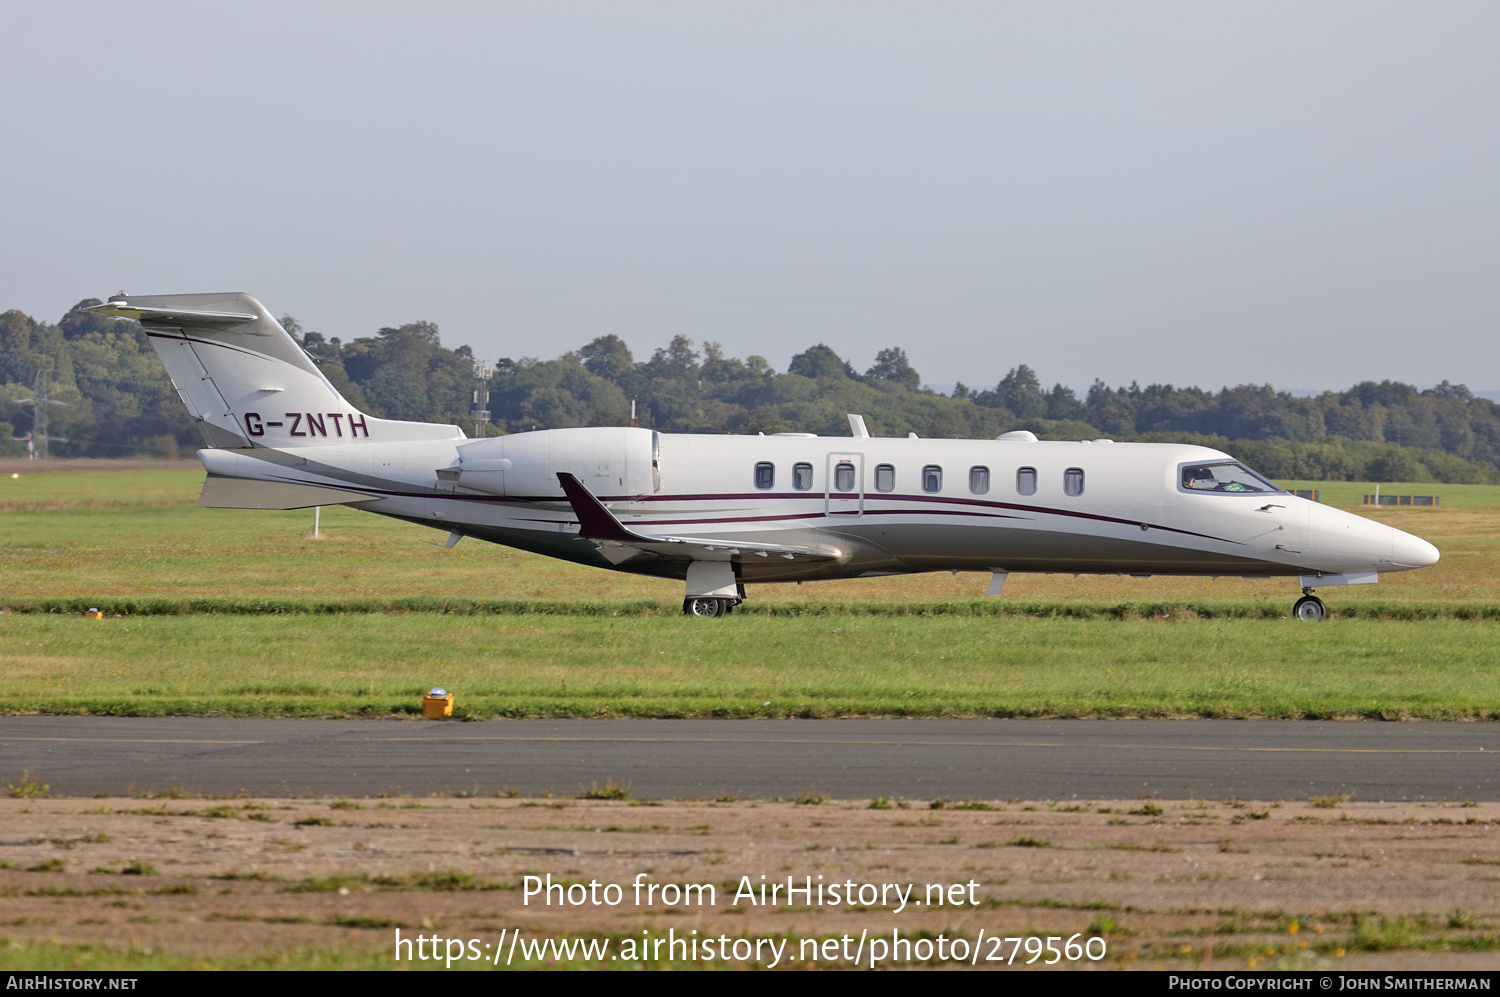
1185,466,1217,490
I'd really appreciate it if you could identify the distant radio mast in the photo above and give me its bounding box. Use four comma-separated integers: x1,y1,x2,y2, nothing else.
472,360,492,438
28,369,49,460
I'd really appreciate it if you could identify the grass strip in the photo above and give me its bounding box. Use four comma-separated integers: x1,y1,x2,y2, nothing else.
5,615,1499,719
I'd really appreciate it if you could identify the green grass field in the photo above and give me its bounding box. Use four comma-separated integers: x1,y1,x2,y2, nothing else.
1277,479,1500,509
5,613,1500,719
2,465,1497,719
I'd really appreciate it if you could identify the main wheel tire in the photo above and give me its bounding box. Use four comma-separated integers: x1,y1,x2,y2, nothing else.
1293,595,1326,622
683,597,725,618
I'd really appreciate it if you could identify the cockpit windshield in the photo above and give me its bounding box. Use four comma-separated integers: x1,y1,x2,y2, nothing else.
1180,462,1283,494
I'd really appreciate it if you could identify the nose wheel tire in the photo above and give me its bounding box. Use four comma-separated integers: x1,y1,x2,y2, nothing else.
683,597,733,618
1293,595,1326,622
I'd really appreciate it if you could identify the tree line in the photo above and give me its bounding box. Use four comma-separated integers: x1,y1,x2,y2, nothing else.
2,299,1496,485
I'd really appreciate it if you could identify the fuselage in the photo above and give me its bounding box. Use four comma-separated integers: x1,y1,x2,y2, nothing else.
86,291,1438,613
198,426,1440,587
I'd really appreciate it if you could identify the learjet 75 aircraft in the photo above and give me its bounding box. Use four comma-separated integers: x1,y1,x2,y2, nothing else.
88,292,1440,621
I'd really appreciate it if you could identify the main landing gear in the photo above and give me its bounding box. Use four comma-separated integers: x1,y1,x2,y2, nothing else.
1293,587,1326,622
682,582,746,618
683,596,737,618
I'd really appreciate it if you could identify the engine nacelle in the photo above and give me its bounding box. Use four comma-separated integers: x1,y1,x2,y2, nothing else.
444,427,658,499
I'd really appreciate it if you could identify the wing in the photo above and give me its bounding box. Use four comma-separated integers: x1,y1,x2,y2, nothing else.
556,473,841,565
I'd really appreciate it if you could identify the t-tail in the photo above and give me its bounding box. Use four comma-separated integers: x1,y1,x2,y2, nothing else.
86,292,463,449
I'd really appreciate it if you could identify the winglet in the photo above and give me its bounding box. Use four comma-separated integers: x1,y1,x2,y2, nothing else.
557,473,639,542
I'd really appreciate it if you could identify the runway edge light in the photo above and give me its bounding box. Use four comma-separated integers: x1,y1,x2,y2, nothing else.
423,686,453,720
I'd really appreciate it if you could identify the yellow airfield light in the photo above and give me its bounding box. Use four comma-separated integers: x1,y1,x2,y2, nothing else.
423,686,454,719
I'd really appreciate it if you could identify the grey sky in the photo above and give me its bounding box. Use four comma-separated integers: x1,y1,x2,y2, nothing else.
4,2,1497,395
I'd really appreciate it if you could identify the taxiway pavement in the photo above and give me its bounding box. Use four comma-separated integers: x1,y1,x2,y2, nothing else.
3,717,1496,800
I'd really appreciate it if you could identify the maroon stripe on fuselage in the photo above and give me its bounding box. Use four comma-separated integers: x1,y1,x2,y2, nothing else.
248,476,1237,546
601,490,1238,545
643,509,1028,527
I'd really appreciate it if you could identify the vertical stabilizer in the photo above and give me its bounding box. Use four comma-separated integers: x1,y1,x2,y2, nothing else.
87,292,463,447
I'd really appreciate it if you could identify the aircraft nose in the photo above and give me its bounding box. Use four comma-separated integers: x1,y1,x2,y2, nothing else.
1391,527,1440,569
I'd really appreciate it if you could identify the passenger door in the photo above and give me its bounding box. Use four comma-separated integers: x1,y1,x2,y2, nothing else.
824,452,864,517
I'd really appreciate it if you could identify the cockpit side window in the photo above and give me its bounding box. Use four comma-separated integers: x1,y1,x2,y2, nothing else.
1180,462,1283,494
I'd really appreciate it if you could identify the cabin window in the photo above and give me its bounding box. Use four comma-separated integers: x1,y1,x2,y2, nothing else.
792,462,814,491
1064,467,1085,497
874,464,895,493
754,462,775,489
922,465,943,493
834,462,856,492
969,465,990,495
1016,466,1037,496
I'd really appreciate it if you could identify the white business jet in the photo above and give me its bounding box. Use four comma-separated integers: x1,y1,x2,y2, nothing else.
88,292,1439,621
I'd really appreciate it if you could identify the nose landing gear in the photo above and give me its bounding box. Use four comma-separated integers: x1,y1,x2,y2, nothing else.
1293,587,1326,622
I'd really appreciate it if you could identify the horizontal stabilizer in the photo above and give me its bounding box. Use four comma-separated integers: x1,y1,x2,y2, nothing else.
198,476,371,510
88,302,260,329
556,473,840,564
